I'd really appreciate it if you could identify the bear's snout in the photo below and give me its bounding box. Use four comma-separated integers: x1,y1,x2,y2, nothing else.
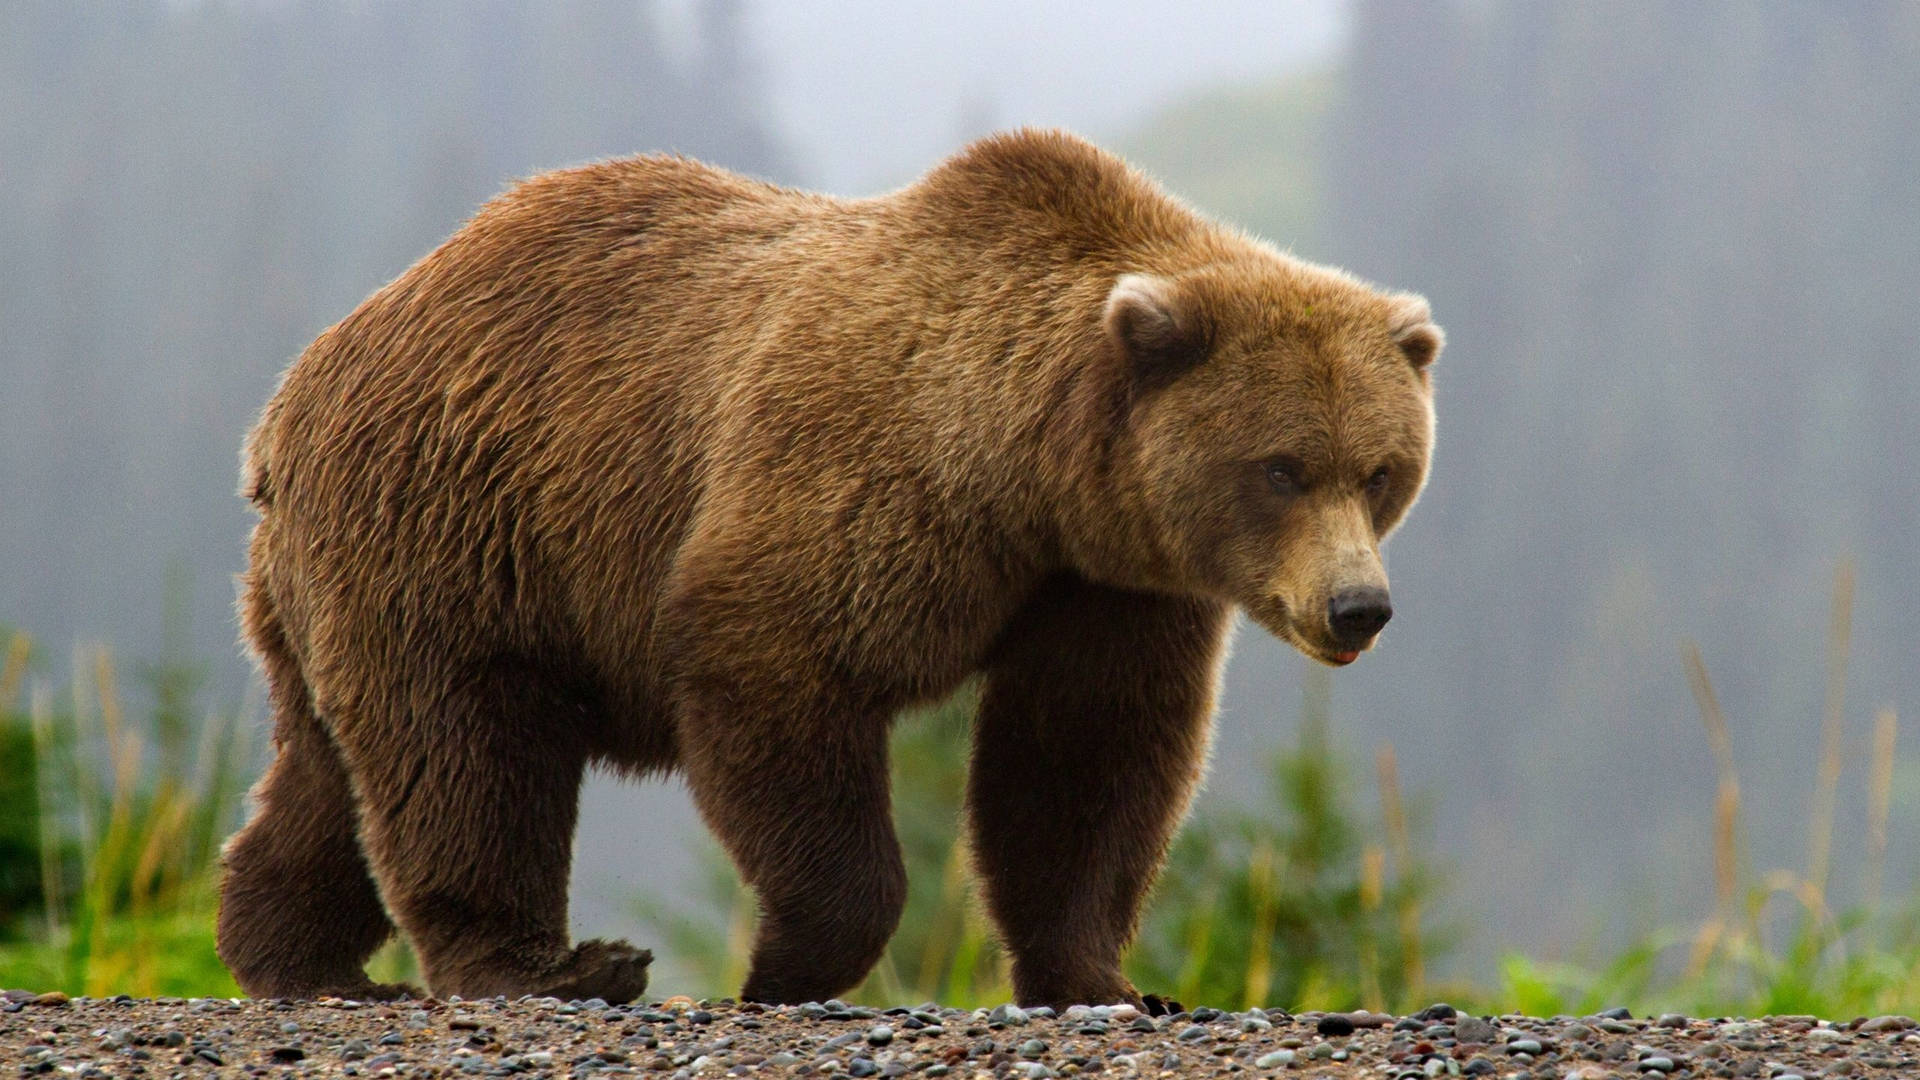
1327,586,1393,650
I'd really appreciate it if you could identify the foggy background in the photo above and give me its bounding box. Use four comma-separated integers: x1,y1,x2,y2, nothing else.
4,0,1916,988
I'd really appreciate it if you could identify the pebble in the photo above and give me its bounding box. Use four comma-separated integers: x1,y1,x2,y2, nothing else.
1454,1016,1497,1043
1316,1012,1356,1036
0,992,1904,1080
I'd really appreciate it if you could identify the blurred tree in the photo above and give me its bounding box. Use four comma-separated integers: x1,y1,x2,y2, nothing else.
0,0,794,693
1325,0,1920,948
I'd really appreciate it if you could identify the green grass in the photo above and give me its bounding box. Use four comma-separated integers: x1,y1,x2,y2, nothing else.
1127,671,1450,1013
1476,564,1920,1019
632,568,1920,1018
0,626,249,997
6,565,1916,1015
632,669,1451,1011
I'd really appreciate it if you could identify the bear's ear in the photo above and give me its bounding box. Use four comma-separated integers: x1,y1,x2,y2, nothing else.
1105,273,1212,384
1387,293,1443,370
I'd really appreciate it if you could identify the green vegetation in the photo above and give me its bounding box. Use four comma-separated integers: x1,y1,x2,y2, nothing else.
1484,568,1920,1019
634,670,1451,1012
0,626,249,996
5,600,1914,1017
632,572,1920,1018
1127,672,1447,1012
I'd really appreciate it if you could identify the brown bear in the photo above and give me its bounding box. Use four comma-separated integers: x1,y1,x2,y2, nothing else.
216,129,1441,1009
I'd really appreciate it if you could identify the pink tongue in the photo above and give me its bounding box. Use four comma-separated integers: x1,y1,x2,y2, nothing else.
1334,650,1360,664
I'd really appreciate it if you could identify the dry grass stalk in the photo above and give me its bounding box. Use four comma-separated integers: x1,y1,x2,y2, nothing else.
1242,839,1278,1009
1807,560,1853,894
1375,741,1423,999
1682,642,1739,911
1865,707,1897,911
0,630,29,706
1682,641,1743,977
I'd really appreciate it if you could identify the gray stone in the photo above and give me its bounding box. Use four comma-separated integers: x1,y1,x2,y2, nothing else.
1454,1016,1497,1044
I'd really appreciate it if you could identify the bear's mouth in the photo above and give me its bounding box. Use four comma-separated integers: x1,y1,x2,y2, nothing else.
1268,614,1366,666
1295,626,1371,667
1244,598,1371,666
1302,641,1362,666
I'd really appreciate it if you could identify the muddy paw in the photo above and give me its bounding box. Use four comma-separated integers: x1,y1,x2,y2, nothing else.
302,979,421,1002
356,981,424,1001
535,939,652,1003
1140,993,1184,1017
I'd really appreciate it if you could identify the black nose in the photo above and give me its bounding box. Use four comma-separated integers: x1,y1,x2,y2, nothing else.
1328,587,1393,647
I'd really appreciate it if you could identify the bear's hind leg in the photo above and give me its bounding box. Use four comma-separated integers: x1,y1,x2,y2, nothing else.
969,579,1230,1010
218,606,410,1000
342,663,650,1002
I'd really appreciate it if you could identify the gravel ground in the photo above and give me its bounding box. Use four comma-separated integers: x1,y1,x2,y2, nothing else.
5,989,1918,1080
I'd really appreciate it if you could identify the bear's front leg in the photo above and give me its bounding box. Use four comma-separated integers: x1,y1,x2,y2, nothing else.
969,577,1230,1010
675,665,907,1005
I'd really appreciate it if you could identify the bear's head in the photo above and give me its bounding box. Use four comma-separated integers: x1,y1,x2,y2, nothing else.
1105,259,1440,666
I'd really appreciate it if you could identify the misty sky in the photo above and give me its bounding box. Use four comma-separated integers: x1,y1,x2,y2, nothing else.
716,1,1344,191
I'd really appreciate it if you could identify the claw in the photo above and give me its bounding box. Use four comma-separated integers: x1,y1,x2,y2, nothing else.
1140,993,1184,1017
535,939,653,1003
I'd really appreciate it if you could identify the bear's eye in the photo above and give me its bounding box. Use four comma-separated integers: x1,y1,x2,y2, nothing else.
1366,466,1391,496
1265,461,1301,494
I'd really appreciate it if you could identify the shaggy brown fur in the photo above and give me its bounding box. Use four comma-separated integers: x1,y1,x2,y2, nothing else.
217,129,1441,1008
